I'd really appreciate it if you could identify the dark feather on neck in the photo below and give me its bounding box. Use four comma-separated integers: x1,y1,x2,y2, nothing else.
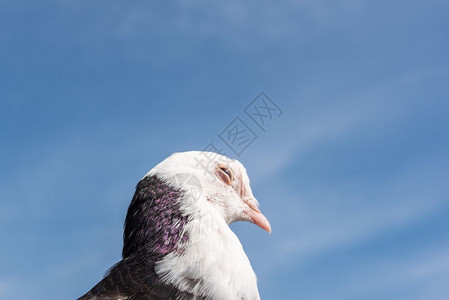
122,175,188,259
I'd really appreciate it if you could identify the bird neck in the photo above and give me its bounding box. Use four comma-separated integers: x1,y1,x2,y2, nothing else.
154,203,261,300
122,175,188,259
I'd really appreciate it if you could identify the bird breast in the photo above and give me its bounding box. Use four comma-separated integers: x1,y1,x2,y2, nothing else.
154,209,260,300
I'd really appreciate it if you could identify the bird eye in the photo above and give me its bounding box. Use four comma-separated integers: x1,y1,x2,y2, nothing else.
216,164,233,185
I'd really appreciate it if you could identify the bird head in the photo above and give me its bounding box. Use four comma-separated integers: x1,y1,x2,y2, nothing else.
147,151,271,233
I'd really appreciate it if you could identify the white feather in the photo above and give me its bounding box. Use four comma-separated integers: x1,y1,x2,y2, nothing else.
147,151,261,300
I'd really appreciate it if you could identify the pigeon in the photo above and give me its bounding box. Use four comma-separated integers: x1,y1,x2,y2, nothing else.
78,151,271,300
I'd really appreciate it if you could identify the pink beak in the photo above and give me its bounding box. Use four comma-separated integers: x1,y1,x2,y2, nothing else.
245,199,272,233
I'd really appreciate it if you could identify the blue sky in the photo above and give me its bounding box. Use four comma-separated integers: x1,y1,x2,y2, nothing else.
1,1,448,299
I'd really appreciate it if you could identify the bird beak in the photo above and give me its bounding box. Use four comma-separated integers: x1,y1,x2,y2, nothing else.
245,198,272,234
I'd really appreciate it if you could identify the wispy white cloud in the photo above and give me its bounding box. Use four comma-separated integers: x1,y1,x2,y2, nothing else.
0,277,16,299
341,243,449,299
261,152,448,272
246,65,448,182
0,244,120,299
58,0,372,59
238,67,449,277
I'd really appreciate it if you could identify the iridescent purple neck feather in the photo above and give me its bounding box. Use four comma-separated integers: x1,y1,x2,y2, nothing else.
122,175,188,259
